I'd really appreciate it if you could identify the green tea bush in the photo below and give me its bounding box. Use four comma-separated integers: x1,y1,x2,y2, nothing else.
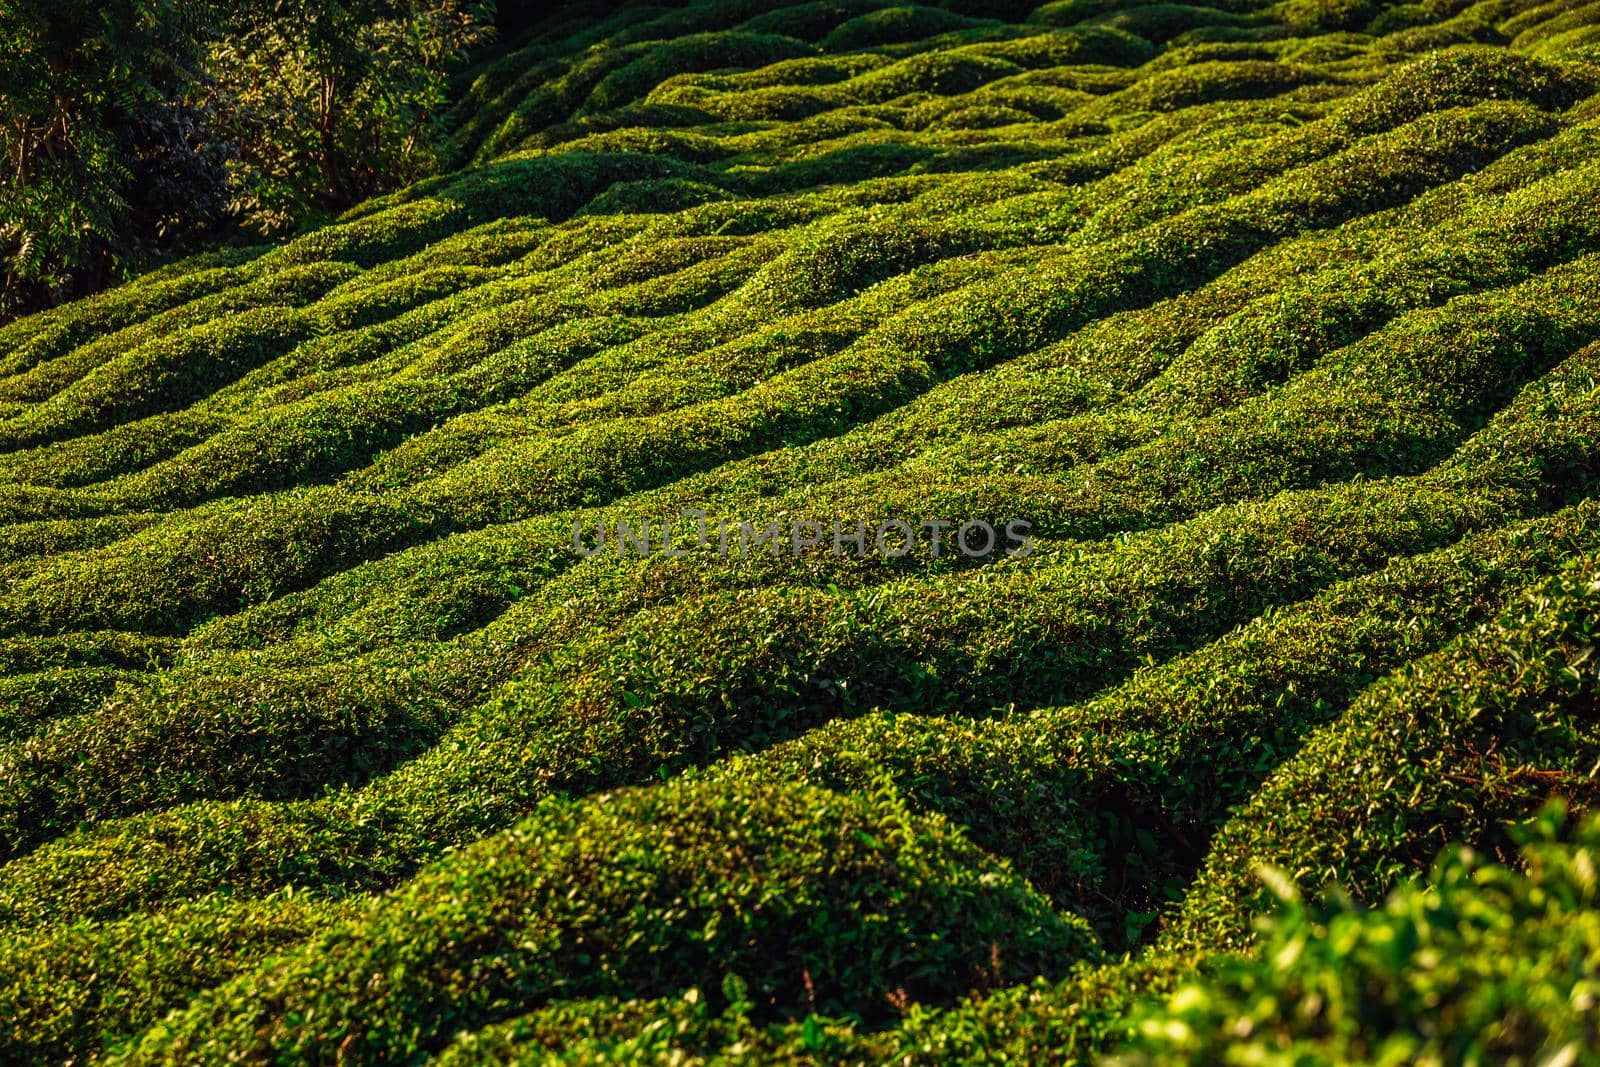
0,893,353,1065
117,777,1096,1061
1121,803,1600,1064
1173,548,1600,949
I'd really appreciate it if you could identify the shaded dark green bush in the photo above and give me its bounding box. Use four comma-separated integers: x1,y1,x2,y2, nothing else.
1173,547,1600,949
0,893,352,1065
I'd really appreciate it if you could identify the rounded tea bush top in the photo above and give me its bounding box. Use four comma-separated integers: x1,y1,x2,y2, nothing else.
117,776,1096,1061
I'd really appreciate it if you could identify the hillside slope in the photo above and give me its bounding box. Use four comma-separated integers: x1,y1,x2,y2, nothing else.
0,0,1598,1061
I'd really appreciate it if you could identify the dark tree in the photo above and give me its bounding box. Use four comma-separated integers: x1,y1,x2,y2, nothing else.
0,0,491,320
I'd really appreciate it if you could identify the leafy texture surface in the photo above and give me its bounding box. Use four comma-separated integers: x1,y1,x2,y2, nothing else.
0,0,1598,1062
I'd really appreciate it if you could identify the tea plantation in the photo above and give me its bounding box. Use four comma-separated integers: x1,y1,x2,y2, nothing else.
1,0,1598,1061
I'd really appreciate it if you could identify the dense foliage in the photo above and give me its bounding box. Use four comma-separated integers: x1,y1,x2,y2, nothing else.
1121,802,1600,1064
0,0,1598,1061
0,0,224,314
0,0,490,319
